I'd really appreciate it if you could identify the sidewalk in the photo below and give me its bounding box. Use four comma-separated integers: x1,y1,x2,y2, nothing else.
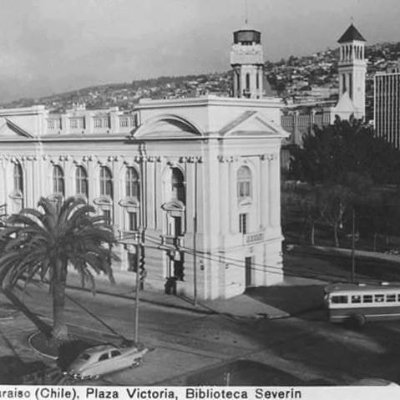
65,269,324,321
66,243,400,321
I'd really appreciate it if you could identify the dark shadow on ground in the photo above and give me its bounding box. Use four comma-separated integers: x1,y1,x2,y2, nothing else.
57,339,98,371
2,288,52,336
0,356,47,384
185,359,329,386
246,285,326,318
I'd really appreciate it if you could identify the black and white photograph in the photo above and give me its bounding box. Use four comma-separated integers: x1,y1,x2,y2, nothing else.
0,0,400,394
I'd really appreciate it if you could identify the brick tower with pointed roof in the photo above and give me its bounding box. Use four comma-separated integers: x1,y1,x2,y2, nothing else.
336,23,367,119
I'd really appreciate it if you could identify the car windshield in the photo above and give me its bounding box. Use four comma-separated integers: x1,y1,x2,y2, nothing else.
80,353,91,360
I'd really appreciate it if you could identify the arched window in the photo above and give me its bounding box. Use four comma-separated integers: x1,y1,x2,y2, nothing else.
100,166,113,199
237,166,252,199
76,166,88,198
126,167,140,198
53,165,65,196
171,168,185,204
14,163,23,194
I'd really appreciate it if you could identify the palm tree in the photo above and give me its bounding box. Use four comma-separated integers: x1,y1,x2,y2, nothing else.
0,196,118,342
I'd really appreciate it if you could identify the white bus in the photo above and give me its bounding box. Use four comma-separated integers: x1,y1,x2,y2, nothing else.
324,282,400,326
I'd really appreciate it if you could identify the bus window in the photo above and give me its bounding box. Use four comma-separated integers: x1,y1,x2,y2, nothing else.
387,294,396,302
351,295,361,303
331,295,348,304
363,295,373,303
375,294,385,303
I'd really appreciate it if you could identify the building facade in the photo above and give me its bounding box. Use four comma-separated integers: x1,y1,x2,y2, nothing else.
374,64,400,148
0,94,288,300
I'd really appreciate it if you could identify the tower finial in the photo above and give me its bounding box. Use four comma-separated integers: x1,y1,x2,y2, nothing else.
244,0,248,25
350,15,354,24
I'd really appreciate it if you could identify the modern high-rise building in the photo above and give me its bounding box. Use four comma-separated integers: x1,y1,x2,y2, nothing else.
374,63,400,148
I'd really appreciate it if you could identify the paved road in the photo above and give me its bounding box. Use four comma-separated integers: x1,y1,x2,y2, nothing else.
3,280,400,386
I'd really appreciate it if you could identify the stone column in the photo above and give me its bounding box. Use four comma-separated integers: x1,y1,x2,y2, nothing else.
270,154,281,228
229,159,236,234
146,158,155,230
219,158,229,237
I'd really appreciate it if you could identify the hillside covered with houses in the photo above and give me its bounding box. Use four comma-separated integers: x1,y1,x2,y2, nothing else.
2,41,400,121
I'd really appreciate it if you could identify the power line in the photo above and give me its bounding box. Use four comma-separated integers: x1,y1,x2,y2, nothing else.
140,232,352,282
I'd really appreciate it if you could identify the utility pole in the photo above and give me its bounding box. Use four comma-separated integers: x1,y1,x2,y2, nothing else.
193,161,198,306
134,230,142,344
351,208,356,283
134,142,147,344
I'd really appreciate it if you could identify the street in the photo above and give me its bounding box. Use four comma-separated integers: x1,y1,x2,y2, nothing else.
2,274,400,386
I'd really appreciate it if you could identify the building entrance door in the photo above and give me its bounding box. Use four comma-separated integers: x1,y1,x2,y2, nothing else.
245,256,252,287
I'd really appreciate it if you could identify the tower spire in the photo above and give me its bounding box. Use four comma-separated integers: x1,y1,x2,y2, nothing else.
244,0,248,25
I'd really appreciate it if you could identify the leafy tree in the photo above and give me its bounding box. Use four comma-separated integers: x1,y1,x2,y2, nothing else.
288,117,396,246
289,116,400,185
0,197,118,342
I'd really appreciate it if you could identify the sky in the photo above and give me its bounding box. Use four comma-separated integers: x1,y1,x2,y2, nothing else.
0,0,399,102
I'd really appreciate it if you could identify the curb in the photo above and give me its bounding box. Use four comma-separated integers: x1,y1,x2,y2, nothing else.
27,331,58,361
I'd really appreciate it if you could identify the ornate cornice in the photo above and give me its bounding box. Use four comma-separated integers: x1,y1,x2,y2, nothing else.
218,155,239,163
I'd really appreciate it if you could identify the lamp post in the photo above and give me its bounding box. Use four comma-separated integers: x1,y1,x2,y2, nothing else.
351,208,356,283
134,229,143,344
134,142,147,344
193,160,198,306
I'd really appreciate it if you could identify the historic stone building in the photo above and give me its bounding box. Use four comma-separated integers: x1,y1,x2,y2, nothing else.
0,25,288,300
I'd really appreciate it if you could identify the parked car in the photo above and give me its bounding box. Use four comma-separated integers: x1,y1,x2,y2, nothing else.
64,343,148,380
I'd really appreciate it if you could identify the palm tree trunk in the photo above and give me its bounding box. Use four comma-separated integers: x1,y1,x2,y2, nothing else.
51,259,68,342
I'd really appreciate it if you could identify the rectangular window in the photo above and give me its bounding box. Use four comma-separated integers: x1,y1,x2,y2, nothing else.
351,295,361,304
374,294,385,303
128,212,138,232
331,295,348,304
239,213,248,234
70,118,78,129
363,295,373,303
70,117,85,129
47,119,61,130
120,117,129,127
94,118,102,128
103,210,111,225
238,182,251,198
386,294,396,302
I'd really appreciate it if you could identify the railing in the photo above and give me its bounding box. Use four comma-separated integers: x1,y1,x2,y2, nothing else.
160,235,184,248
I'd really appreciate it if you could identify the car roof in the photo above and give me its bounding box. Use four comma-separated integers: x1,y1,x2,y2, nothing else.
325,282,400,294
83,344,119,355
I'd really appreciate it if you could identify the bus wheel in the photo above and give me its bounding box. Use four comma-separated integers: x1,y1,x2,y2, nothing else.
349,314,366,328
